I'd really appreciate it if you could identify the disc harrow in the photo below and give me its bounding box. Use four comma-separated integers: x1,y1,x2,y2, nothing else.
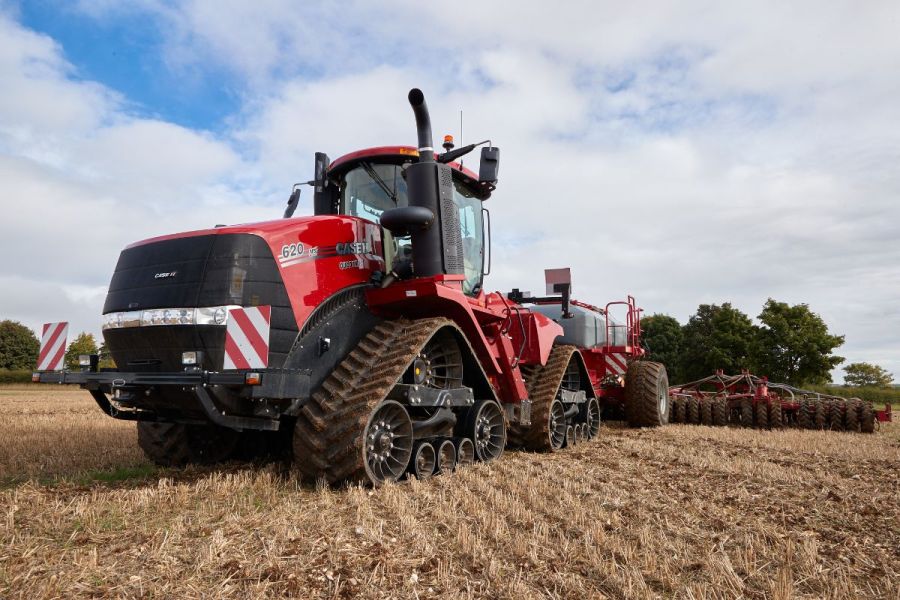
669,370,892,433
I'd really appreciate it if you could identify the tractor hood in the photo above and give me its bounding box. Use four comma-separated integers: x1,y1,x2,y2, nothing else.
102,215,385,371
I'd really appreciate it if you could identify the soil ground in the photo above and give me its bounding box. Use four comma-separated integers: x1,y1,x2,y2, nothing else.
1,386,898,599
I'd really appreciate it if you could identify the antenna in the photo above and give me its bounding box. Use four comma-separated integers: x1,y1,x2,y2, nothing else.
459,110,464,168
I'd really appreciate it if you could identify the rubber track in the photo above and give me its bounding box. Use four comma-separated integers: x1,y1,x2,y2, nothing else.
293,317,452,485
507,345,580,451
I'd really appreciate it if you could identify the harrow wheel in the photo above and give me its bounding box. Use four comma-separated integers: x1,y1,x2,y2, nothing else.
769,400,783,429
700,398,714,426
739,398,753,428
814,401,827,429
583,397,601,439
466,399,506,462
713,397,728,426
436,439,457,474
410,441,436,480
456,438,475,467
754,402,769,429
624,361,670,427
676,396,688,423
860,402,875,433
688,397,701,425
797,399,812,429
829,400,845,431
670,397,683,423
845,399,860,432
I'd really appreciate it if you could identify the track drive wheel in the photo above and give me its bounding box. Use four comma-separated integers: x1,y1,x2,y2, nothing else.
137,422,241,467
624,361,670,427
466,399,506,462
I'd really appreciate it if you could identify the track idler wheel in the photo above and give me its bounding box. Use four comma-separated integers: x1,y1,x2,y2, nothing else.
436,439,457,474
456,438,475,467
410,441,436,480
582,397,601,439
363,400,414,485
466,399,506,462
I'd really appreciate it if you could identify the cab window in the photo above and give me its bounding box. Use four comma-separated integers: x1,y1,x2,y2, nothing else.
453,181,484,295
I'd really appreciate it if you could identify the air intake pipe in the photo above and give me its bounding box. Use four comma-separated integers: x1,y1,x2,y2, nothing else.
408,88,434,163
380,88,462,280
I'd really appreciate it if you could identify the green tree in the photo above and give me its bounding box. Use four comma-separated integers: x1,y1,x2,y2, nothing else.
98,340,116,369
64,332,99,370
0,320,40,370
754,299,844,386
843,362,893,387
680,303,757,382
640,314,684,382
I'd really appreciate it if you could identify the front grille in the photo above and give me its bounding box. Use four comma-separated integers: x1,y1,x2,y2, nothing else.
102,233,298,371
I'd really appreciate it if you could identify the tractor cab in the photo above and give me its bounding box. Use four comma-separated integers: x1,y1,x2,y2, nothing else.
310,145,497,296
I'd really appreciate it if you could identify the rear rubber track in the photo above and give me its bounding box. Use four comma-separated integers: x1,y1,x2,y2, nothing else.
293,317,453,485
508,345,581,451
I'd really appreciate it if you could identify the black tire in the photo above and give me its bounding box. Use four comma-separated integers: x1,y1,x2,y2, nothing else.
797,399,811,429
769,400,783,429
712,397,728,426
829,400,846,431
739,398,753,428
137,422,241,467
845,399,860,432
688,397,701,425
700,398,714,426
860,402,875,433
814,401,827,429
673,397,687,423
624,361,670,427
754,402,769,429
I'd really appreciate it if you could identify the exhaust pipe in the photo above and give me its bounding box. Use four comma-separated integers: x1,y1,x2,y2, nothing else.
408,88,434,163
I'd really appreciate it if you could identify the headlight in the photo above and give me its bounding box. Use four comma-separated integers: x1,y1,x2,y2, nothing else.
103,305,239,329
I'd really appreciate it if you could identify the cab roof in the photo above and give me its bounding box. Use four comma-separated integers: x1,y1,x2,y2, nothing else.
329,146,482,185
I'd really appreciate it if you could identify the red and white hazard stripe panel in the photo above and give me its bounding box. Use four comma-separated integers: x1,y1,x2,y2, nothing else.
223,306,271,370
604,352,628,376
37,322,68,371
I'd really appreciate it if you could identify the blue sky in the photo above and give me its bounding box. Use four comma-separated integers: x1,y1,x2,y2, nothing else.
1,1,899,382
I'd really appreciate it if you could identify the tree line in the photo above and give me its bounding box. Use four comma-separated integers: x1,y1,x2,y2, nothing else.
641,299,893,388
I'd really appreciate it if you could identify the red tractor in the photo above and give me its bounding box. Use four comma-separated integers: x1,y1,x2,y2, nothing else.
34,89,668,485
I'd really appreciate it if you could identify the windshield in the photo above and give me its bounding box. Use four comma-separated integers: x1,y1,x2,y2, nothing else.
339,161,484,295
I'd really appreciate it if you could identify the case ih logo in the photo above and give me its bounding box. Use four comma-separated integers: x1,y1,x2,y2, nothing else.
154,271,177,279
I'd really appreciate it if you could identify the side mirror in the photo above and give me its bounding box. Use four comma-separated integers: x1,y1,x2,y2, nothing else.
478,146,500,184
283,188,301,218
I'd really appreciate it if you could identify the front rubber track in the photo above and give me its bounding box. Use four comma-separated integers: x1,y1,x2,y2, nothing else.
293,317,459,486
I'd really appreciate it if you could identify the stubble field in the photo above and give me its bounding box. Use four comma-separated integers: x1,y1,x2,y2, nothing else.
0,386,898,599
